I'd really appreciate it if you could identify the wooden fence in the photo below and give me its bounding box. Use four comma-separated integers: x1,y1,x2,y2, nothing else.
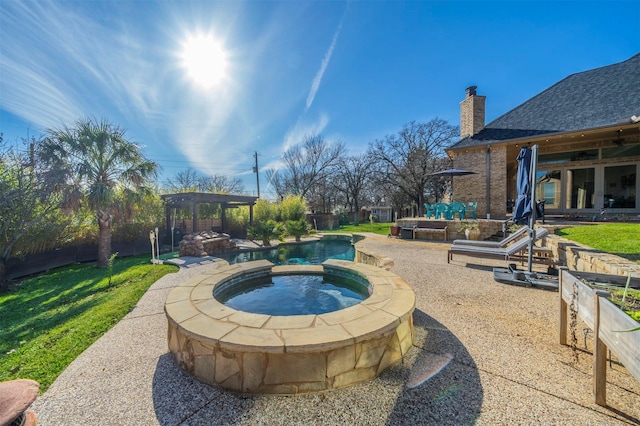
6,239,153,280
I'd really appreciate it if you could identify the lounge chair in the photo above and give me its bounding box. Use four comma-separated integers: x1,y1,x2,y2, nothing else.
448,228,551,264
452,226,528,248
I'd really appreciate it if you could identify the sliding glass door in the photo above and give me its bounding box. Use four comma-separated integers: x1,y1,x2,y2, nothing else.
603,165,636,209
566,168,595,209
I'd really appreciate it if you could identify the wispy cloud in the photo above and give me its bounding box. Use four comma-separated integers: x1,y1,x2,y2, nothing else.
0,1,346,192
282,113,330,152
0,1,252,177
304,8,348,112
0,1,163,132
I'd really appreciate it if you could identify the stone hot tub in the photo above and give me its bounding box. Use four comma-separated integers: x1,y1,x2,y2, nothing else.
165,259,415,394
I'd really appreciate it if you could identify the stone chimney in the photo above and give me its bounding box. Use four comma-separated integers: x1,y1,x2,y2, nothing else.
459,86,486,138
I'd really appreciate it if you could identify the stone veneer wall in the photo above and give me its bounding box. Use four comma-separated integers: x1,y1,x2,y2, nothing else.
165,257,415,395
543,233,640,277
395,219,504,242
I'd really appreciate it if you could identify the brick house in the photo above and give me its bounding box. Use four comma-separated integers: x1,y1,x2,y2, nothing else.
447,53,640,219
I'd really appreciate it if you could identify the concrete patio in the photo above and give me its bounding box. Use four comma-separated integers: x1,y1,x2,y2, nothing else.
32,234,640,425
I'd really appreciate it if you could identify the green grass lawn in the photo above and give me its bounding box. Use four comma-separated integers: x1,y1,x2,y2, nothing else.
337,222,393,236
556,223,640,263
558,223,640,321
0,255,177,392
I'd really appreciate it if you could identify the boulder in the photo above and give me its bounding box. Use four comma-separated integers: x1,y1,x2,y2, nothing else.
0,379,39,426
178,231,237,257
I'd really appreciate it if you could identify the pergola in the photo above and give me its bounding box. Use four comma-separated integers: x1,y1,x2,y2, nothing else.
161,192,258,236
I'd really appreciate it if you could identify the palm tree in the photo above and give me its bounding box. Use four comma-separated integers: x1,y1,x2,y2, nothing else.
42,118,159,267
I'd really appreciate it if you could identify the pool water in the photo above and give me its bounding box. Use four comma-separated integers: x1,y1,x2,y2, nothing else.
214,274,368,316
219,239,355,265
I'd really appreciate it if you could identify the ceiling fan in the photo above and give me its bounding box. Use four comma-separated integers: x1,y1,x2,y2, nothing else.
613,130,625,146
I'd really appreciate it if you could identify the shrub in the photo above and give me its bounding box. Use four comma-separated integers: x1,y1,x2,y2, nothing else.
247,220,283,246
254,199,280,222
225,206,250,236
285,219,309,242
280,195,306,221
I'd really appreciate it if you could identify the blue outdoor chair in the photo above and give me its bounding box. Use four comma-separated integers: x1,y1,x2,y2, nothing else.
466,202,477,219
449,202,467,220
434,202,451,220
424,203,436,219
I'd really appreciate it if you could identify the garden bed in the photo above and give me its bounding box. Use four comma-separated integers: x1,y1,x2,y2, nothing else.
559,269,640,406
575,273,640,321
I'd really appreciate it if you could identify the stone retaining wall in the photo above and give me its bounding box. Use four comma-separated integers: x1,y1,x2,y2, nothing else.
543,233,640,277
395,218,504,241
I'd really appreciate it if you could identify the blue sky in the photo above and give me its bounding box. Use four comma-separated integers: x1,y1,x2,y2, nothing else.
1,1,639,197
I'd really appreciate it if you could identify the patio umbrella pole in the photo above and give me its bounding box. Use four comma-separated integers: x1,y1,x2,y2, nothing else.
527,145,539,273
493,144,557,290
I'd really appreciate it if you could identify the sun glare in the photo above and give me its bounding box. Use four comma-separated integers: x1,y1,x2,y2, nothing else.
182,35,227,89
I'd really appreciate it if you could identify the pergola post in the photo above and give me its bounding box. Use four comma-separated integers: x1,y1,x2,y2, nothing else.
165,208,172,241
192,193,198,233
221,204,227,233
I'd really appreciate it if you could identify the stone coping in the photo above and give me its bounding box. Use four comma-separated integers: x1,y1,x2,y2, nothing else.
165,259,415,354
164,258,415,393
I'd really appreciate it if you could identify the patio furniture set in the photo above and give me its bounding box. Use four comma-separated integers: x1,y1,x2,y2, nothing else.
425,202,477,220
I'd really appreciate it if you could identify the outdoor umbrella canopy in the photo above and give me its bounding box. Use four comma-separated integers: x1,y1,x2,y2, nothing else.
512,147,533,225
430,169,477,199
429,169,477,177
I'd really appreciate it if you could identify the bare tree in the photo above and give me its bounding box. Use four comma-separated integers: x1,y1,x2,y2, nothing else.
265,134,345,204
198,174,244,194
165,167,244,194
165,168,200,192
425,156,455,203
332,153,372,224
368,119,457,216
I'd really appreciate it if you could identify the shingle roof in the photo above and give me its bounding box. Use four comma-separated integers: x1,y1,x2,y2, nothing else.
450,53,640,150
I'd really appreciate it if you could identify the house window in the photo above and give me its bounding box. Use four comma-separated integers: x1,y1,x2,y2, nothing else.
604,165,636,208
539,149,599,165
536,170,561,209
602,143,640,159
566,168,595,209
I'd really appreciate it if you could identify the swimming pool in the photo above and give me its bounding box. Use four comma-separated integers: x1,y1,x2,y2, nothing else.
218,237,355,265
214,272,370,315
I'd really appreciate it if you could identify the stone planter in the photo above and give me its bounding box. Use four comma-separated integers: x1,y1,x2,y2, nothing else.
464,229,481,240
390,225,400,236
559,269,640,405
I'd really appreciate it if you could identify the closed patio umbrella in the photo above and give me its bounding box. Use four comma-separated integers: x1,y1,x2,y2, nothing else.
512,145,540,272
512,148,533,225
492,144,557,288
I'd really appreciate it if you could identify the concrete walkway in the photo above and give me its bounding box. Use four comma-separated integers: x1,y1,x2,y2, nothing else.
32,235,640,425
